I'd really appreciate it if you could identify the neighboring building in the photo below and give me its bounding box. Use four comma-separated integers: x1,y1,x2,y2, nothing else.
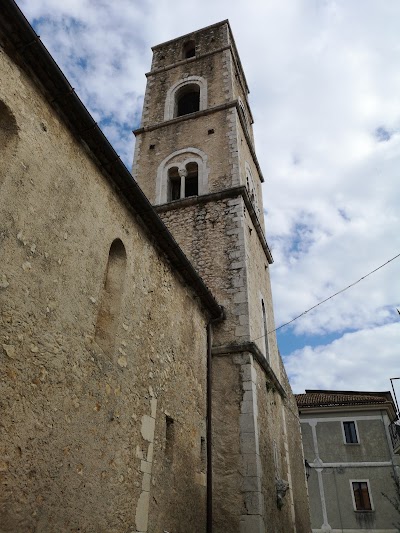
0,2,311,532
297,390,400,533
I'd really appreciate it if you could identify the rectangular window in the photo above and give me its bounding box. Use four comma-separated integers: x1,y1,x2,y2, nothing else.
343,421,358,444
165,415,175,461
352,481,372,511
185,176,198,197
170,177,181,201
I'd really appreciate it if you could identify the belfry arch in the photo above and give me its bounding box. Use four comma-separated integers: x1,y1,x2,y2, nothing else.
155,147,209,204
164,76,207,121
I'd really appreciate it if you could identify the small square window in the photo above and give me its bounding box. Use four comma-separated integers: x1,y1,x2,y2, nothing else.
352,481,372,511
343,421,358,444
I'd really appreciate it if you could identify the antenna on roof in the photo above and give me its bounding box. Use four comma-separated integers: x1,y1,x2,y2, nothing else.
390,377,400,417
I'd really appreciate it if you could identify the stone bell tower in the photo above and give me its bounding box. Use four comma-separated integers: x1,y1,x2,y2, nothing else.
133,21,311,533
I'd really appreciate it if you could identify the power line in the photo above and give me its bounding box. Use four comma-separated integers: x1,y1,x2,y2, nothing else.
252,251,400,341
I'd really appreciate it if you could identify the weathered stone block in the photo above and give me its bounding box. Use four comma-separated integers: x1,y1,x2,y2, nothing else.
244,491,263,515
239,514,265,533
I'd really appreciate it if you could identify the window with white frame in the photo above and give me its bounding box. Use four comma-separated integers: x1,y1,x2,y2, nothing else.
343,421,359,444
164,76,207,121
167,162,198,201
351,480,373,511
176,84,200,117
156,148,209,205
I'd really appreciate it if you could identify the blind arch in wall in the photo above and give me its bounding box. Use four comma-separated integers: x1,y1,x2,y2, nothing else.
95,239,127,356
0,100,19,189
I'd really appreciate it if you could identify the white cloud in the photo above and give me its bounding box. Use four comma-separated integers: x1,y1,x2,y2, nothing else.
284,322,400,393
16,0,400,394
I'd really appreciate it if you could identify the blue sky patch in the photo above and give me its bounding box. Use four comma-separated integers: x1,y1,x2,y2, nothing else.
277,328,344,356
375,126,391,142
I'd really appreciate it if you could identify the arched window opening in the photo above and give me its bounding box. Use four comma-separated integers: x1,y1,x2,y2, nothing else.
185,162,198,197
168,166,181,201
165,77,207,121
183,40,196,59
156,148,208,204
262,299,270,363
95,239,127,356
176,84,200,117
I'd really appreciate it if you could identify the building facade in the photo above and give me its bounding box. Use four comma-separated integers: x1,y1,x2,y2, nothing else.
297,390,400,533
0,2,310,532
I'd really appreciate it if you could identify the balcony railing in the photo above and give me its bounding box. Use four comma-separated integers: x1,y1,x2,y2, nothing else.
389,420,400,453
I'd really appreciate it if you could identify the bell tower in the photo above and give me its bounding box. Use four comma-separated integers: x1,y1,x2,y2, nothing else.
133,20,310,533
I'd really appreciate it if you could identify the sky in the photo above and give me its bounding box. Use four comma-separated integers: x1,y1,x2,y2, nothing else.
16,0,400,397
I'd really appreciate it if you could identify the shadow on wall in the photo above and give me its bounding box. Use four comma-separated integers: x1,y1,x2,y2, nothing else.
0,100,19,187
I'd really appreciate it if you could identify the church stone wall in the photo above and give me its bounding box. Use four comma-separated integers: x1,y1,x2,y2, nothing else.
0,48,209,533
211,355,243,533
158,197,249,346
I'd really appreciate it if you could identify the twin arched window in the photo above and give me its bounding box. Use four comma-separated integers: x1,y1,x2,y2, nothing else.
168,162,199,201
156,148,209,205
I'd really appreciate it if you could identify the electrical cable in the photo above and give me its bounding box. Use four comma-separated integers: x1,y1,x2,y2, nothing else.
252,251,400,341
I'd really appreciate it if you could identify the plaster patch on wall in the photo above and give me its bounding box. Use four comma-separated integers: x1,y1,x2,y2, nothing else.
135,395,158,533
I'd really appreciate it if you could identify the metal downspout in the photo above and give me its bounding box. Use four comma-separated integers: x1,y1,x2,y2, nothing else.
207,308,225,533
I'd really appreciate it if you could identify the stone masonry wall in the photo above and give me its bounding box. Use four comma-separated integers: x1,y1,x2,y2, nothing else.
133,110,232,203
142,52,229,128
243,206,279,374
255,364,293,532
211,355,243,533
279,362,313,532
151,22,229,72
236,115,265,230
0,47,209,533
158,196,249,346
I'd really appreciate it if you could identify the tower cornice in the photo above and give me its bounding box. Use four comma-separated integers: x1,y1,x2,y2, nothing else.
133,100,264,183
146,44,253,123
154,185,273,264
150,19,250,96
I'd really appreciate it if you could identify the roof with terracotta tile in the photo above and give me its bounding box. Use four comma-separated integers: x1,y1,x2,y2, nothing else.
295,389,393,409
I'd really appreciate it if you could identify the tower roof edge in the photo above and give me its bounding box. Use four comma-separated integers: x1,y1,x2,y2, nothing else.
151,19,230,51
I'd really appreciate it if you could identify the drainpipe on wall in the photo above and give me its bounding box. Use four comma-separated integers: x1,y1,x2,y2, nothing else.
206,308,225,533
